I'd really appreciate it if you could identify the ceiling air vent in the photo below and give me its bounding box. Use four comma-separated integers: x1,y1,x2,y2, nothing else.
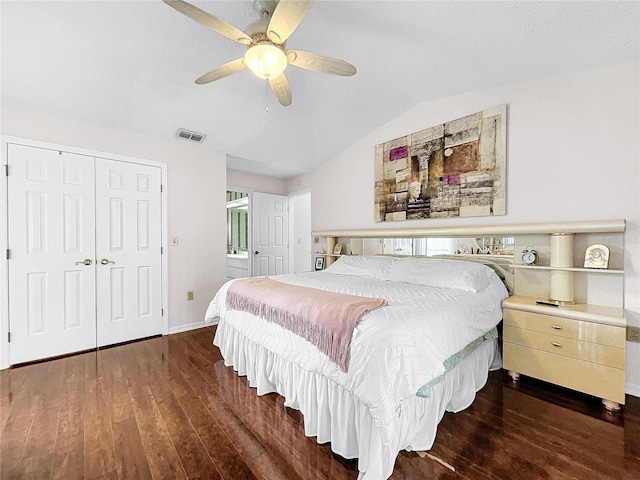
176,128,206,143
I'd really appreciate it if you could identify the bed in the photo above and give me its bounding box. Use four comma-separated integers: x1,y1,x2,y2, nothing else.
204,255,510,479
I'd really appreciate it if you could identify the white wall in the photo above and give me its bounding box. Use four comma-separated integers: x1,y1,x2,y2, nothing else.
286,61,640,396
289,190,312,273
227,169,286,195
1,107,228,335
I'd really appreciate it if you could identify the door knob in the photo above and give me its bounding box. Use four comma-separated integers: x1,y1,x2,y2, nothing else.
100,258,115,265
75,258,93,265
254,250,260,255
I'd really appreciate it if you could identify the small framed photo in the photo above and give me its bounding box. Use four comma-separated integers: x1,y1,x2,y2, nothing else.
584,244,609,269
333,243,343,255
315,256,325,271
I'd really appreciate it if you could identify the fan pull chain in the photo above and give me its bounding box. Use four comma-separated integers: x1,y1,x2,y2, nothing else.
265,80,269,112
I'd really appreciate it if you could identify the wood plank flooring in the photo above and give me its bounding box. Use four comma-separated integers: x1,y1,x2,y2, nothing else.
1,325,639,479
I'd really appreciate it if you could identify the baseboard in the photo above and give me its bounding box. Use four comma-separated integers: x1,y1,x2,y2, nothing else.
167,318,218,335
626,382,640,398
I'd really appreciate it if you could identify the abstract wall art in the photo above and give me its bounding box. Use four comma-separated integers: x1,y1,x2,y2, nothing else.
374,104,507,222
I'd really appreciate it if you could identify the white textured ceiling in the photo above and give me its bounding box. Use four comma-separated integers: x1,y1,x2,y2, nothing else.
2,1,639,179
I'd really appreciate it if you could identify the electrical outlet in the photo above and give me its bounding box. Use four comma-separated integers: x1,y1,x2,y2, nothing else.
628,326,640,342
187,291,194,301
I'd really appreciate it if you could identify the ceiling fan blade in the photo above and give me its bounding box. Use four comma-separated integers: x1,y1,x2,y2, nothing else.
267,0,312,44
269,73,292,106
195,58,246,84
287,50,356,76
163,0,253,45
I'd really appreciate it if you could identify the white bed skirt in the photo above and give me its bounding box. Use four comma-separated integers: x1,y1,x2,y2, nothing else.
214,321,501,480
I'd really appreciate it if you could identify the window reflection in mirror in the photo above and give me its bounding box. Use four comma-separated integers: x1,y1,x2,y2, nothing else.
380,237,514,256
226,191,248,255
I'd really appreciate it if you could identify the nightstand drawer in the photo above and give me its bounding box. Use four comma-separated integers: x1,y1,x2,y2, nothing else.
503,309,624,348
503,325,625,369
503,343,625,404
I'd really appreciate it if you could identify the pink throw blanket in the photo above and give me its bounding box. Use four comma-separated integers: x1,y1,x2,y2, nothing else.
226,277,387,372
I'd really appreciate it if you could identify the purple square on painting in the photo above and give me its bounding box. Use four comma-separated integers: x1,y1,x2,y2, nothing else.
449,174,460,185
389,146,408,161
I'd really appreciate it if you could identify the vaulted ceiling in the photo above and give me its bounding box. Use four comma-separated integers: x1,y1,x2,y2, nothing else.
2,1,638,179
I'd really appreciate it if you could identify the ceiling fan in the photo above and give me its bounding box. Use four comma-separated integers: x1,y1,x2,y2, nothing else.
163,0,357,107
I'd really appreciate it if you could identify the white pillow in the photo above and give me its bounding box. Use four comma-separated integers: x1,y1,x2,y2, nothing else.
433,254,513,294
383,257,495,292
323,255,398,278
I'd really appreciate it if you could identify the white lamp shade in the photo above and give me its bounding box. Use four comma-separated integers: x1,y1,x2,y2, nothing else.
244,44,287,79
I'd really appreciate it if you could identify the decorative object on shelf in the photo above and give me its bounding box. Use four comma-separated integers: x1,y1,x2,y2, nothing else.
333,243,343,255
374,104,506,222
521,246,539,265
314,256,325,271
584,244,610,269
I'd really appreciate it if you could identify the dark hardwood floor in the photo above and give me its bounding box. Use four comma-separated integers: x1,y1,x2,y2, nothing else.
1,325,639,479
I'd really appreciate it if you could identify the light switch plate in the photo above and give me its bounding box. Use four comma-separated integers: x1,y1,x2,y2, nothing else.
170,236,178,246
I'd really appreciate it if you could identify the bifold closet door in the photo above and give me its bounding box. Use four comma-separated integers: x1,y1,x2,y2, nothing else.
7,145,163,365
94,158,162,347
7,144,97,364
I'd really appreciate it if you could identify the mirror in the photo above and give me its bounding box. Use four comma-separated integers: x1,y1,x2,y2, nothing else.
472,237,515,255
377,237,514,256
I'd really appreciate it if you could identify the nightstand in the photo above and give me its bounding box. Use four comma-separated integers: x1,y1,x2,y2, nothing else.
503,295,626,411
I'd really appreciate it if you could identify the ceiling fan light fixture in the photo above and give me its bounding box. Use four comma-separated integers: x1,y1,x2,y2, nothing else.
165,0,355,107
244,44,287,79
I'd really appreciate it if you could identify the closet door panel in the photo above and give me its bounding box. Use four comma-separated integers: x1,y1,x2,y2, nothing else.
7,144,96,364
94,158,162,346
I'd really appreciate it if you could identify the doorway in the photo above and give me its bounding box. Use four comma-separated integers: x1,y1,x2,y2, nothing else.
226,190,250,280
226,188,292,278
226,191,249,255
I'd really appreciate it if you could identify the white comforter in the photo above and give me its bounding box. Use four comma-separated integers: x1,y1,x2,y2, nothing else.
205,271,507,449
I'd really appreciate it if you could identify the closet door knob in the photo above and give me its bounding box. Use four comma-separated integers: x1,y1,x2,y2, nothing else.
254,250,260,255
100,258,115,265
75,258,93,265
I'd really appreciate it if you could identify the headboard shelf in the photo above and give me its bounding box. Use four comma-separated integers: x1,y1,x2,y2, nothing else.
512,264,624,274
313,219,625,310
312,219,625,239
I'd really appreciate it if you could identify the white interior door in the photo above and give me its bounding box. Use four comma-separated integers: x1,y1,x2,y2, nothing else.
7,144,164,364
252,192,289,276
95,158,163,347
7,144,97,364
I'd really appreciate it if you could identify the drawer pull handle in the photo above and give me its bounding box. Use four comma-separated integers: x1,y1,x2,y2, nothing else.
551,342,563,348
551,325,563,330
